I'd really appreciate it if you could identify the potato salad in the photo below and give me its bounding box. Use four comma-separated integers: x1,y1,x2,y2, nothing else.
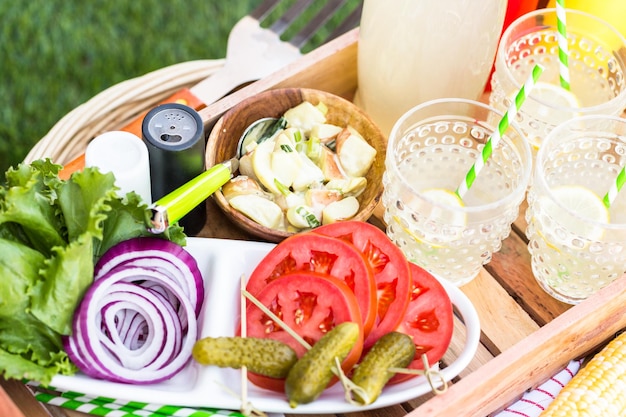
222,100,377,232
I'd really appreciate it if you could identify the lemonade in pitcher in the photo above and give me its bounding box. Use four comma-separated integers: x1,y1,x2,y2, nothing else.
355,0,506,136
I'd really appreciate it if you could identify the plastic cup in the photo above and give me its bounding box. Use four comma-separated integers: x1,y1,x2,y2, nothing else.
382,98,532,286
490,8,626,154
526,115,626,304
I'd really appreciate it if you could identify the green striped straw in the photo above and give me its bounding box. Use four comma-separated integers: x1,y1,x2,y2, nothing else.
602,167,626,208
556,0,571,90
29,383,243,417
455,64,545,199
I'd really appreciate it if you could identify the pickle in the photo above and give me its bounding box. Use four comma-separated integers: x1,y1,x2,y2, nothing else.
285,322,360,408
350,331,416,405
192,336,297,379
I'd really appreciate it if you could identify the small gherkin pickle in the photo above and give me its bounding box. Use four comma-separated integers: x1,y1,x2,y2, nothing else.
285,322,360,408
350,332,416,405
192,336,297,379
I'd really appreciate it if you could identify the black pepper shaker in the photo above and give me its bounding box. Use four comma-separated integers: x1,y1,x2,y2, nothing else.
142,103,206,235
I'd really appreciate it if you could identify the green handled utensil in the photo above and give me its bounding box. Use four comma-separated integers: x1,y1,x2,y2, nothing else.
141,102,242,234
148,158,238,233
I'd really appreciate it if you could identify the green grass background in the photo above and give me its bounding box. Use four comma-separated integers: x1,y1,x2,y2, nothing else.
0,0,359,173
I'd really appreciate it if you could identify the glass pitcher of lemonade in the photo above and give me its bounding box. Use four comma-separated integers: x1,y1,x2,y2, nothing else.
355,0,508,137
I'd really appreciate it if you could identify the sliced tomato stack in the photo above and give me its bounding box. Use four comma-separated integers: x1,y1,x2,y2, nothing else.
314,221,413,349
246,233,376,337
243,220,454,393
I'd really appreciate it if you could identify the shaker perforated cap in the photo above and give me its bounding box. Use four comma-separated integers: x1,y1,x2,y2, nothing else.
142,103,203,151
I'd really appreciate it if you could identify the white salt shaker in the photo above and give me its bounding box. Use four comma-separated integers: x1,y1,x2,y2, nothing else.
85,131,152,203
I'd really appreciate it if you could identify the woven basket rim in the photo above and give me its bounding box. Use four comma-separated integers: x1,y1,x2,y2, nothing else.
25,59,225,165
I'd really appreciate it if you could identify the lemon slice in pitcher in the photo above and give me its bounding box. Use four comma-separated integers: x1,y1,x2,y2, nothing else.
542,185,609,241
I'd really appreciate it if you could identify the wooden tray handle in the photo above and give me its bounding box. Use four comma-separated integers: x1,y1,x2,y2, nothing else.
409,274,626,417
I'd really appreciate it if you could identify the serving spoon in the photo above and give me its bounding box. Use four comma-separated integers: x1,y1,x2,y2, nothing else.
237,116,283,158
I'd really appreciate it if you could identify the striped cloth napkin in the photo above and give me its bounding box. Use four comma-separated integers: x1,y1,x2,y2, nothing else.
30,360,582,417
492,359,583,417
28,382,246,417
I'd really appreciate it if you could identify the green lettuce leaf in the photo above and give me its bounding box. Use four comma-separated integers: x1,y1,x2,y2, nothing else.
0,349,66,385
0,312,75,384
95,189,185,258
0,161,66,254
0,238,45,317
56,166,115,242
30,234,94,335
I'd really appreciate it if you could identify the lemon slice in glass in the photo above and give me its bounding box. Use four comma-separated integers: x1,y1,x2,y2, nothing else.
422,188,467,227
532,82,581,109
524,82,581,150
391,188,467,248
543,185,609,241
422,188,464,205
422,188,466,219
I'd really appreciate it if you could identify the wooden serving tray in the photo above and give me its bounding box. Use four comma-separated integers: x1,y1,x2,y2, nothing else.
197,28,626,417
200,29,626,417
4,28,626,417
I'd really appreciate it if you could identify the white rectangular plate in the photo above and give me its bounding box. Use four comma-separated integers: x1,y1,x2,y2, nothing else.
51,237,480,414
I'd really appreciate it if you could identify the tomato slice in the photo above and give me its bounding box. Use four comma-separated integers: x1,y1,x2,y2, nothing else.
244,271,364,392
390,262,454,384
314,221,412,349
246,233,376,337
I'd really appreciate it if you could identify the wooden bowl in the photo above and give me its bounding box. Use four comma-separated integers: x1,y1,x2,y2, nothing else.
205,87,386,242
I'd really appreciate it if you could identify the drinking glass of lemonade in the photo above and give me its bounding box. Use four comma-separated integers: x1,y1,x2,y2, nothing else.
383,98,532,286
526,115,626,305
490,8,626,154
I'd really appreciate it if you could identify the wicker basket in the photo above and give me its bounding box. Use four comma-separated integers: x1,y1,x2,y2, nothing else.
24,59,225,165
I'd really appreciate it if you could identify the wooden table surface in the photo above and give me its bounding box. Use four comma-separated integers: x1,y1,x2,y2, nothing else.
3,27,626,417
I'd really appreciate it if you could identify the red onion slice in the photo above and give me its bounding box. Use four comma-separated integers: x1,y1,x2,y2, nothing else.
98,266,192,330
94,237,204,316
66,279,196,384
64,238,203,385
95,286,174,371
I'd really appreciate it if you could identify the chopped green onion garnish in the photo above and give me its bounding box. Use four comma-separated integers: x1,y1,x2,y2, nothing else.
274,178,290,196
296,206,321,228
306,136,322,162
